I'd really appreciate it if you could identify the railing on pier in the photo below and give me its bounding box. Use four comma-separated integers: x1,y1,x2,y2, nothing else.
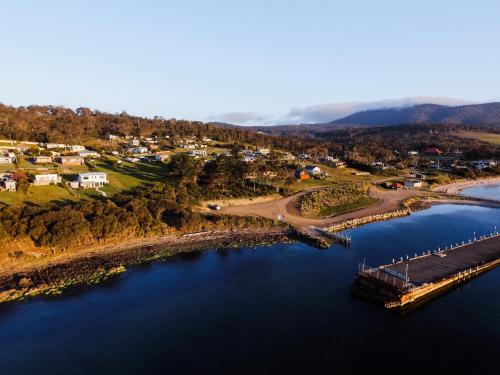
376,228,500,270
357,226,500,291
313,226,352,245
358,261,414,290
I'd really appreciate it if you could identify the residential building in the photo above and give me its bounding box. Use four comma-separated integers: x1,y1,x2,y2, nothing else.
2,179,16,191
304,165,321,176
188,150,207,158
472,160,497,170
256,148,270,155
154,153,169,162
108,134,120,141
34,156,52,164
77,172,108,188
59,156,85,165
408,151,419,156
33,174,61,186
78,150,100,158
0,156,15,164
70,145,86,152
295,170,310,180
45,143,66,149
0,174,16,191
404,180,423,188
390,182,404,190
132,146,148,154
423,147,443,155
130,139,140,146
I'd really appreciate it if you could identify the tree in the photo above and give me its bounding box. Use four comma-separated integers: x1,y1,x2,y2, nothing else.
168,154,202,184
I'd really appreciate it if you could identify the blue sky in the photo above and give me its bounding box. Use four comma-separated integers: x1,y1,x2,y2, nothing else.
1,0,499,124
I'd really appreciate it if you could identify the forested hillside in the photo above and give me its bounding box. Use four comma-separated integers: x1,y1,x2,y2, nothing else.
0,103,317,152
329,102,500,127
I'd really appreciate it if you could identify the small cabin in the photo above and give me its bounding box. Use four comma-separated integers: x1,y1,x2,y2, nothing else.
295,170,310,180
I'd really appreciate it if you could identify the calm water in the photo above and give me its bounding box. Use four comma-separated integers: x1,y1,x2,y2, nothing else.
0,196,500,374
461,183,500,200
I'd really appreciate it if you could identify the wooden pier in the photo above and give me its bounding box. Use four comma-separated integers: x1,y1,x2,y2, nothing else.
352,232,500,309
291,226,351,249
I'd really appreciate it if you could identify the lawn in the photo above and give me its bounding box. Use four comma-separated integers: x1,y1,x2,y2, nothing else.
318,196,379,217
90,160,171,191
455,130,500,145
0,158,173,206
0,185,80,206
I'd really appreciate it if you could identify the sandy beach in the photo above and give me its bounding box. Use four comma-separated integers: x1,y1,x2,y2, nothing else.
432,177,500,194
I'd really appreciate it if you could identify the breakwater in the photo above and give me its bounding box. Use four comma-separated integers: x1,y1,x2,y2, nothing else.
326,208,411,232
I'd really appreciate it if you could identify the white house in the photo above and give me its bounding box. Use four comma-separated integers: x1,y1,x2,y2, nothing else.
0,174,16,192
404,180,423,188
130,139,140,146
3,179,16,191
132,146,148,154
155,153,169,162
33,174,62,186
45,143,67,149
78,150,100,158
408,151,419,156
77,172,108,188
60,155,85,165
188,150,207,158
34,156,52,164
70,145,86,152
304,165,321,176
256,148,270,155
472,160,497,170
0,156,15,164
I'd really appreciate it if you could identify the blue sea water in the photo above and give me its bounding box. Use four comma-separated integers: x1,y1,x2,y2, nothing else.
461,183,500,201
0,189,499,374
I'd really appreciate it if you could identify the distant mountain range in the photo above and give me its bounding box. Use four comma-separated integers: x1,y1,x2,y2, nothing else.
328,102,500,127
249,102,500,136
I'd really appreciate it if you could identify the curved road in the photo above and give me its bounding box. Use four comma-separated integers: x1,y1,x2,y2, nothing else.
218,184,430,228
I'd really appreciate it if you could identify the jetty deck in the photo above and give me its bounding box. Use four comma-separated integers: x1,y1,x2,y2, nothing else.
352,233,500,309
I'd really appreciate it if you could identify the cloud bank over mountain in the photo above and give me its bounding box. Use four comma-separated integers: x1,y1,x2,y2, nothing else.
281,97,476,124
207,97,477,125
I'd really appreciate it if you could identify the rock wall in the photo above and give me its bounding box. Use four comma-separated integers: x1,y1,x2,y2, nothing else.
326,209,411,232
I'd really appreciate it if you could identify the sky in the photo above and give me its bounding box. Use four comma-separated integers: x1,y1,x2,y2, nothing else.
1,0,500,125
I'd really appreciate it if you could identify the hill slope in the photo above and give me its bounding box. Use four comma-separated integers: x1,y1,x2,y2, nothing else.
329,102,500,127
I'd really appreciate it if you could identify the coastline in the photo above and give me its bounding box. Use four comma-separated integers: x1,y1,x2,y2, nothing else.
2,181,500,304
0,228,292,304
432,176,500,195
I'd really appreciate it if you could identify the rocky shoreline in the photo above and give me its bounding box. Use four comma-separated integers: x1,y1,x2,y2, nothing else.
2,187,498,305
0,229,293,304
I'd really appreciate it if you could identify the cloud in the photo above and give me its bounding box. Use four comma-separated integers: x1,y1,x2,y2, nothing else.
207,111,268,125
280,96,476,124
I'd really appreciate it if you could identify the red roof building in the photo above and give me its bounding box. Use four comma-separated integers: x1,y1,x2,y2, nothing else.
423,147,443,155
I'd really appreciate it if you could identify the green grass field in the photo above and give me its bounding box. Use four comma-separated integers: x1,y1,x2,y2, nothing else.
0,159,173,206
455,130,500,145
0,185,79,206
318,196,379,217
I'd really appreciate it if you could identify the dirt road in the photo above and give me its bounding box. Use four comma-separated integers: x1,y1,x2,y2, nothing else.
218,184,429,228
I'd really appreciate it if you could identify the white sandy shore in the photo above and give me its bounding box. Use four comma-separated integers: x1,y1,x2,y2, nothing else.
432,177,500,194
